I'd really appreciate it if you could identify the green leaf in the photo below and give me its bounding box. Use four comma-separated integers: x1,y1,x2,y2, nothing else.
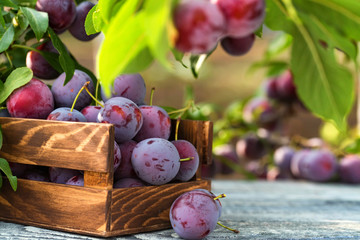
13,12,29,39
0,10,6,28
102,0,139,34
171,48,187,68
97,0,145,96
0,0,18,9
38,51,63,73
264,0,294,32
248,60,289,77
48,28,75,84
24,29,35,42
5,46,26,68
98,0,117,23
0,125,3,149
12,0,37,7
0,24,14,52
265,61,288,77
0,158,17,191
291,27,354,131
265,0,357,131
84,4,98,35
254,25,263,38
142,0,171,69
265,33,293,59
17,12,29,30
304,14,357,61
343,138,360,154
69,52,98,87
20,6,48,41
92,4,105,33
0,67,32,103
292,0,360,41
189,46,216,79
122,47,154,74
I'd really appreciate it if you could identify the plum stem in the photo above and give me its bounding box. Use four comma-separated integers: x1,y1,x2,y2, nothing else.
84,86,104,108
71,81,104,112
167,100,193,117
217,222,239,234
180,157,194,162
71,81,90,112
149,87,155,106
11,44,39,53
213,193,226,201
175,117,181,141
95,78,100,106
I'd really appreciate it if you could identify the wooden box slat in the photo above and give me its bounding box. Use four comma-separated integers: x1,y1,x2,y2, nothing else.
0,179,110,235
0,117,213,237
109,180,210,236
0,117,114,172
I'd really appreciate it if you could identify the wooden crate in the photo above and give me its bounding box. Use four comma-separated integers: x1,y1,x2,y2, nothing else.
0,117,213,237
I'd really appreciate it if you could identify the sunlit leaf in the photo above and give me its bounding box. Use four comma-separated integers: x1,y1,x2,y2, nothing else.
265,33,293,59
0,158,17,191
0,67,33,104
142,0,172,69
291,23,354,132
84,4,98,35
97,0,145,96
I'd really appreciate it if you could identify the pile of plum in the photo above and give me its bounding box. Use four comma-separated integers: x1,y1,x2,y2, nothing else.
0,0,206,188
0,0,267,238
4,71,202,188
209,69,360,184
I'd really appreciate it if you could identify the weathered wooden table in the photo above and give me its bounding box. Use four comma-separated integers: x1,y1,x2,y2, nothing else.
1,180,360,239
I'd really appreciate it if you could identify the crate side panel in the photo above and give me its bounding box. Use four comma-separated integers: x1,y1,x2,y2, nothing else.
0,117,113,172
110,180,211,234
169,119,213,165
0,179,110,234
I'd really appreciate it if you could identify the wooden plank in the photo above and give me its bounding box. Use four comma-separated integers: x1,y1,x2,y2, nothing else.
170,119,213,166
109,180,211,236
0,117,114,172
84,172,113,190
0,178,111,235
84,125,114,190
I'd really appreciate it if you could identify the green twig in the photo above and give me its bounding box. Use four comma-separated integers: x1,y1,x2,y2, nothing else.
4,51,13,68
11,44,39,53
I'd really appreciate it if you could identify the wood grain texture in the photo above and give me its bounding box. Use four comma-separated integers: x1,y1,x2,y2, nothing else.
0,117,114,172
0,117,213,237
108,180,211,236
84,172,113,190
0,178,111,236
